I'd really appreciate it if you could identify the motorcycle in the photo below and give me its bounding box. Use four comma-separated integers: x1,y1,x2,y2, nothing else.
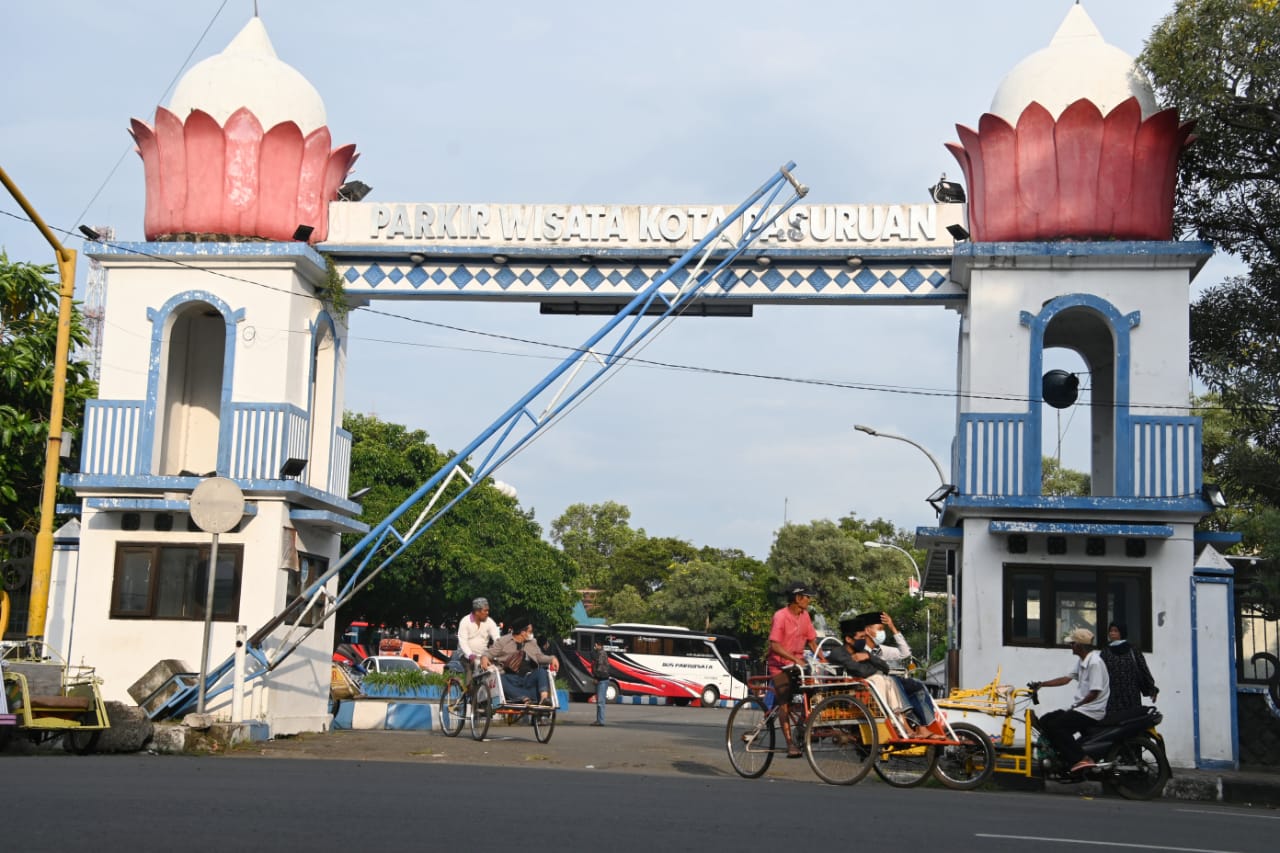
1027,684,1172,800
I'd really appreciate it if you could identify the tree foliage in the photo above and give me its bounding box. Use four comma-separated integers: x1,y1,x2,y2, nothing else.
0,252,96,532
1141,0,1280,268
1141,1,1280,609
1042,456,1090,497
549,500,641,588
339,413,576,636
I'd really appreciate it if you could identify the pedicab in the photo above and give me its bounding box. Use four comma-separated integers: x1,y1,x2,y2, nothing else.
1,643,110,754
726,659,995,787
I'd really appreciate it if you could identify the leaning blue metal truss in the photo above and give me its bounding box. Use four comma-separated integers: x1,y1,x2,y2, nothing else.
149,162,808,720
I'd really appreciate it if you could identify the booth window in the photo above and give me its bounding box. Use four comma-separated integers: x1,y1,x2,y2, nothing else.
285,552,329,628
110,543,243,620
1003,564,1150,650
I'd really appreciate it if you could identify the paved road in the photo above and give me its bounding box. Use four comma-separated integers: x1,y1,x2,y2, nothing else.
7,703,1279,852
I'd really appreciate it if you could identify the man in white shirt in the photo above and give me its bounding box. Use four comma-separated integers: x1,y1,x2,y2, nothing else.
1030,627,1112,773
455,597,501,671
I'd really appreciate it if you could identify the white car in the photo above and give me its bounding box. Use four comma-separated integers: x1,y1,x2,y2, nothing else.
360,655,423,674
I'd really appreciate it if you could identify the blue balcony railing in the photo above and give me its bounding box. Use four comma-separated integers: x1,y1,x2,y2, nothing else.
77,399,351,498
957,413,1030,497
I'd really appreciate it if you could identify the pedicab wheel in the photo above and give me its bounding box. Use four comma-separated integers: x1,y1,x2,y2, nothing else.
438,677,466,737
532,707,556,743
62,727,101,755
873,741,938,788
805,694,877,786
725,696,775,779
932,722,996,790
470,683,493,740
1102,734,1170,801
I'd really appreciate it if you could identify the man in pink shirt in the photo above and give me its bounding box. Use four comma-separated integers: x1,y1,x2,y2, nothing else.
768,584,818,757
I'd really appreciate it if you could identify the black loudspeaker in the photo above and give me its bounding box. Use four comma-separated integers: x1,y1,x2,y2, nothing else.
1047,536,1067,555
1008,534,1028,554
1125,538,1147,558
1043,370,1080,409
122,512,141,531
1086,537,1106,556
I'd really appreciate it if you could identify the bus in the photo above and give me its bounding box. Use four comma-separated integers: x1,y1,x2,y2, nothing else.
552,623,751,707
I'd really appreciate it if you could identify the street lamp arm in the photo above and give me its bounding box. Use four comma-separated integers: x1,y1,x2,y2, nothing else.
865,540,922,591
853,424,947,486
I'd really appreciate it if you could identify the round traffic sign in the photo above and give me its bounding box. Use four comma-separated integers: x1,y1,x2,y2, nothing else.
189,477,246,534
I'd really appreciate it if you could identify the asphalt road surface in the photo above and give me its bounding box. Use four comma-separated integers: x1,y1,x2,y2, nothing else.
5,703,1277,852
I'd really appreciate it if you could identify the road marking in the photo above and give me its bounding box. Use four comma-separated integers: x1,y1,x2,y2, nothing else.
1175,808,1280,821
975,834,1239,853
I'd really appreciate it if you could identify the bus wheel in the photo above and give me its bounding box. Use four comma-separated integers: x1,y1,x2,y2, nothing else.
700,685,720,708
604,681,620,703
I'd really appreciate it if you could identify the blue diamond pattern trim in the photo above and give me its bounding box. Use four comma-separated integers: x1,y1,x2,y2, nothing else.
431,269,447,284
363,264,386,286
495,267,517,288
624,267,649,289
900,267,924,291
406,267,428,287
450,266,473,288
762,269,784,290
344,267,360,283
582,268,604,289
537,266,559,289
854,269,878,291
388,268,404,283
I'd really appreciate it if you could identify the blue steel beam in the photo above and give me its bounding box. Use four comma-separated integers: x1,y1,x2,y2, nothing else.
151,163,807,720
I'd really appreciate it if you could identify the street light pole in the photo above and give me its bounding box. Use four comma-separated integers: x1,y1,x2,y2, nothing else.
853,424,948,486
864,540,929,663
0,166,78,654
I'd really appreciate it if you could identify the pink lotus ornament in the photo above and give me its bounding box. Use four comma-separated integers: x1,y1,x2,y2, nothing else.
130,106,358,243
945,97,1194,243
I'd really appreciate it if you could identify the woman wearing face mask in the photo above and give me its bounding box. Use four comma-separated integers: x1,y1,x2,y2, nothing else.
1099,622,1158,718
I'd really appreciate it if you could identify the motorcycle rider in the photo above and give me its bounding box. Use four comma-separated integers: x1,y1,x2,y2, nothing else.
1029,627,1111,773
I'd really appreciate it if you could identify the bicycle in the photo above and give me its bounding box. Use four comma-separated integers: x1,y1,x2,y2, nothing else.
438,663,557,743
725,664,879,785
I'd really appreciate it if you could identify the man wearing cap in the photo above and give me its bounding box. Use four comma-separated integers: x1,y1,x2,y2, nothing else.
768,585,819,757
457,597,501,671
486,616,557,705
1030,627,1112,773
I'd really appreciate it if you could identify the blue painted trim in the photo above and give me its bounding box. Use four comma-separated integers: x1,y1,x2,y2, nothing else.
55,502,81,516
954,240,1214,261
948,494,1204,512
1019,293,1139,495
90,241,329,267
65,474,361,516
1195,530,1243,545
1190,575,1239,769
81,497,260,517
289,509,369,535
987,521,1173,537
341,288,967,304
143,291,245,477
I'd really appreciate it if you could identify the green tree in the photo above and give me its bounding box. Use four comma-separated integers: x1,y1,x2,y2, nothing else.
1042,457,1090,496
549,500,642,588
0,252,96,532
1141,0,1280,609
340,413,576,636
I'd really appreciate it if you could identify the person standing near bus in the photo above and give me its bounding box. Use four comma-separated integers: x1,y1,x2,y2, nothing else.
591,641,611,726
767,585,818,757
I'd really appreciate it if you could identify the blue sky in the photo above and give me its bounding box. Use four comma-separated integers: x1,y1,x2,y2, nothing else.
2,1,1233,558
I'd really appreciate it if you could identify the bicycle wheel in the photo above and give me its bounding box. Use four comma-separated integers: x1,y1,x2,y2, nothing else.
470,682,493,740
725,696,775,779
805,694,877,786
932,722,995,790
438,677,466,737
532,707,556,743
873,742,938,788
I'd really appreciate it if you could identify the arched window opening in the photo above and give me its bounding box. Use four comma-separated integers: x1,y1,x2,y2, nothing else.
158,302,226,477
1041,307,1119,497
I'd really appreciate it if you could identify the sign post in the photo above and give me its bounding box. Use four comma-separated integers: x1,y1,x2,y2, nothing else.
189,477,245,715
